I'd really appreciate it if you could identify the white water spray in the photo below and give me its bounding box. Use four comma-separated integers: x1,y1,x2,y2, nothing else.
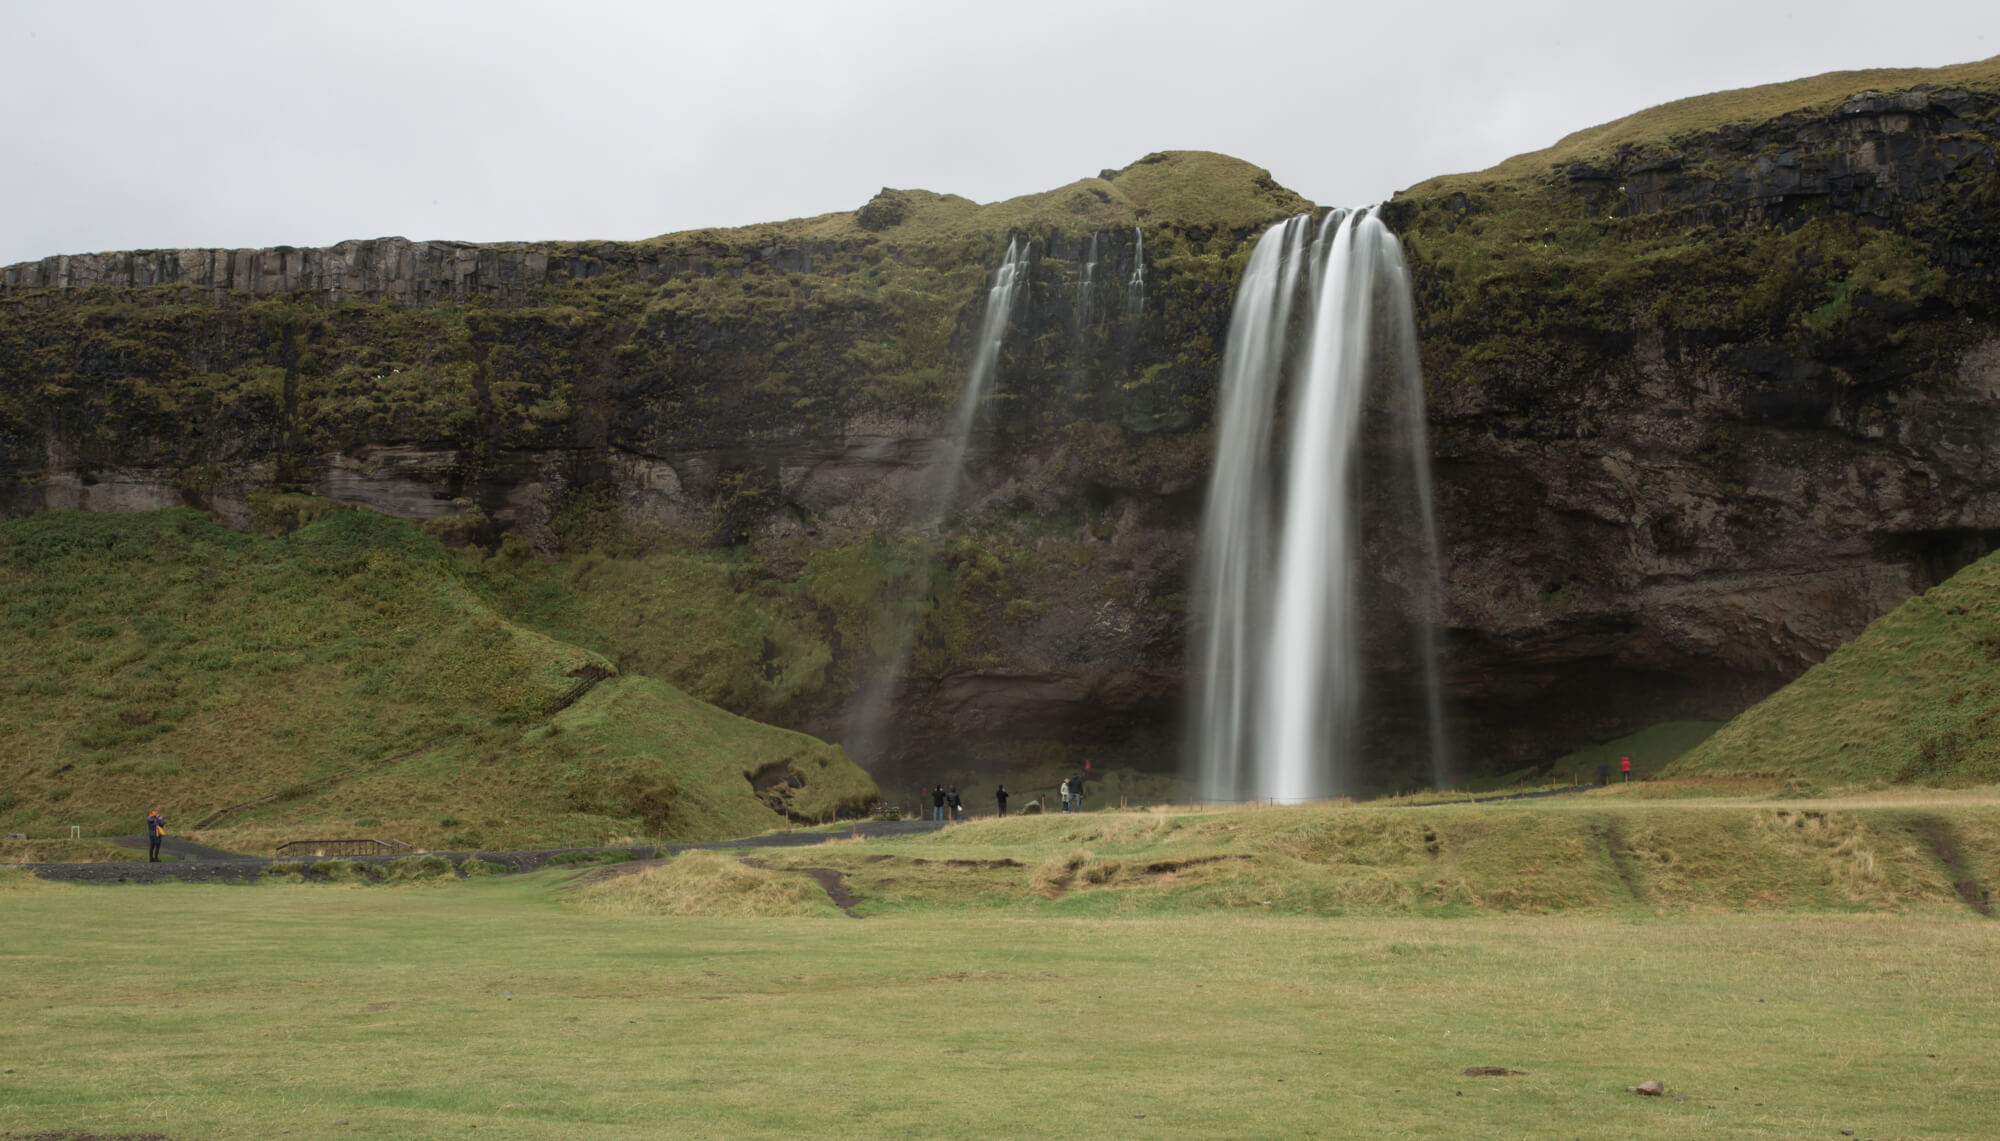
842,237,1031,765
1076,231,1100,326
1125,227,1145,316
1188,210,1447,802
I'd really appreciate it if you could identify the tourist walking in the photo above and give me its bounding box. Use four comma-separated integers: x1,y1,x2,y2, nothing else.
1620,755,1633,783
145,809,166,862
946,786,963,823
996,784,1009,816
932,784,947,823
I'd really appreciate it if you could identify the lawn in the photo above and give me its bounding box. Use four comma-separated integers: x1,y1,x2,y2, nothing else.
2,861,1995,1139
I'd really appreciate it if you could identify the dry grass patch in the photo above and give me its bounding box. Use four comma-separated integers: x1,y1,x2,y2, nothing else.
569,850,838,918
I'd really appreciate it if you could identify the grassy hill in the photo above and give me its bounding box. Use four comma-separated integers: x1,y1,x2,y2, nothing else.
0,507,875,849
1669,550,2000,785
1416,56,2000,198
639,149,1312,250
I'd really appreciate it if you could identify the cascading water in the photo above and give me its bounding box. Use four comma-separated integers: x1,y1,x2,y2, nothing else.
840,237,1031,766
931,237,1029,513
1188,209,1448,803
1076,231,1100,328
1124,226,1146,317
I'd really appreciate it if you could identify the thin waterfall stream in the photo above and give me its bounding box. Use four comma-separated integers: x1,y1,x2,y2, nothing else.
839,238,1031,766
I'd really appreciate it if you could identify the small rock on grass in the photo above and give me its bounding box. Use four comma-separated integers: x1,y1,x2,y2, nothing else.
1627,1080,1664,1096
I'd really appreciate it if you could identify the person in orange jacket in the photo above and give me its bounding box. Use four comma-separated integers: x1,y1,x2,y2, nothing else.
146,809,167,862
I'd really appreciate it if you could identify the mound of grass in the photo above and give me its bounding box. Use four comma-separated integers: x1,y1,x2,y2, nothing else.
0,508,875,849
1670,551,2000,784
0,866,54,892
746,800,2000,917
569,850,839,917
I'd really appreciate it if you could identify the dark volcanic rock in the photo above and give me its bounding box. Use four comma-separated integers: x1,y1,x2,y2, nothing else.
3,86,2000,787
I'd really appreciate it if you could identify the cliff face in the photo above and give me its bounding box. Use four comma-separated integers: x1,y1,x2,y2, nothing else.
3,63,1999,788
1387,65,2000,766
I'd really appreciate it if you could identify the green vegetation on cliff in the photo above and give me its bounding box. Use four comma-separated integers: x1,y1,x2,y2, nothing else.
0,150,1296,482
0,508,874,848
1389,56,2000,412
1670,549,2000,784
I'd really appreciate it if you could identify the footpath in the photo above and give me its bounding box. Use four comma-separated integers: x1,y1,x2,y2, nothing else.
12,819,947,885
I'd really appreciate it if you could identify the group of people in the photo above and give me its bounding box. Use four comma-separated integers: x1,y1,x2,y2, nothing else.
928,785,962,822
922,774,1087,822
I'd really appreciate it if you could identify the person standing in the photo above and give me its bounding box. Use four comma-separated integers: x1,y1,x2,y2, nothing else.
145,809,166,862
1620,755,1633,783
932,785,947,823
1596,761,1609,787
1058,778,1071,813
945,786,963,823
996,784,1009,816
1071,774,1085,812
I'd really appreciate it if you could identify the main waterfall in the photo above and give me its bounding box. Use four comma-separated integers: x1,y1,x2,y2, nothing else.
1188,209,1448,802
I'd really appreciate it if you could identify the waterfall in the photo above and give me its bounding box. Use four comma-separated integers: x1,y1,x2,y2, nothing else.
1188,209,1447,802
1076,231,1100,328
840,237,1031,767
931,236,1029,515
1124,226,1145,317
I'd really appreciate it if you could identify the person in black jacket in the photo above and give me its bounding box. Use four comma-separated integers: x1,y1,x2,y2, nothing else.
145,810,166,862
996,784,1009,816
932,785,947,823
946,786,963,822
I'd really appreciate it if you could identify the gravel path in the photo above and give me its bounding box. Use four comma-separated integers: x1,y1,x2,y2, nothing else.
12,820,948,885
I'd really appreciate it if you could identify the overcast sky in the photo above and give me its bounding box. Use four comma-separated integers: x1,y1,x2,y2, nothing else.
1,0,1991,266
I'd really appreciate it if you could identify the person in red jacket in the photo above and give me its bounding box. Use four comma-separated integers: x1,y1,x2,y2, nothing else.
1620,756,1633,783
145,810,166,862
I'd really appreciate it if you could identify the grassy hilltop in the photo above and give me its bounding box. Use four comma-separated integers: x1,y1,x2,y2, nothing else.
1389,55,2000,400
0,507,875,850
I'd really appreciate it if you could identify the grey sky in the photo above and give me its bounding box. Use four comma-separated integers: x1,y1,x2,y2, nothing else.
2,0,1991,267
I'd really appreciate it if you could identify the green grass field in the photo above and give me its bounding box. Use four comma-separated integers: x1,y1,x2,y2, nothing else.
4,801,1998,1140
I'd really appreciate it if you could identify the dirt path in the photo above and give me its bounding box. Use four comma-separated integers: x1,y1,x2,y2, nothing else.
14,821,946,886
